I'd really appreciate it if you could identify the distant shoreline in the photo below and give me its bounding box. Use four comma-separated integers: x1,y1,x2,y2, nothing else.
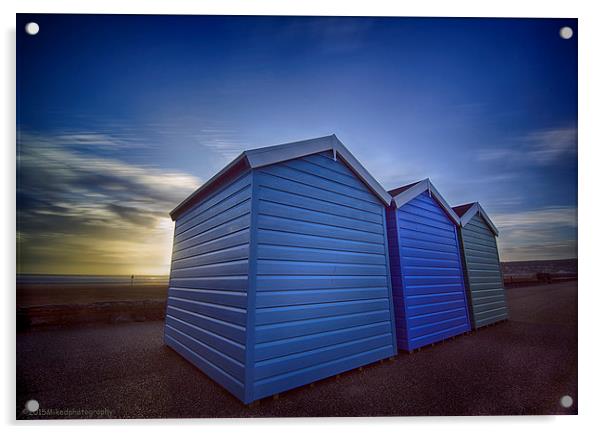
17,274,169,285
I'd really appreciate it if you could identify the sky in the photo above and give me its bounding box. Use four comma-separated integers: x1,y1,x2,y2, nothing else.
16,14,578,275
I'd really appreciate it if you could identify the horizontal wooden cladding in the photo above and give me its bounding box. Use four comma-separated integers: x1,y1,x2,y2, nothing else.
464,237,497,254
259,161,381,205
396,211,456,232
169,287,247,309
174,200,252,245
406,298,468,316
388,192,471,350
407,306,467,329
257,244,385,266
472,299,507,315
402,265,463,277
254,321,392,361
169,275,248,291
408,322,469,349
258,185,382,224
397,275,464,290
258,199,383,235
459,213,508,328
471,288,506,302
252,344,394,400
256,259,387,276
401,256,461,268
397,228,458,249
462,229,498,249
400,199,453,225
165,333,245,401
463,267,499,277
398,237,461,255
255,309,391,344
249,151,395,401
469,282,504,291
173,214,251,253
291,153,371,192
166,170,251,400
176,173,251,229
406,291,465,304
397,218,457,241
254,333,392,381
474,309,508,327
171,229,250,262
464,249,499,263
255,172,382,215
462,260,500,271
464,214,495,234
165,324,245,380
393,246,459,262
165,323,245,384
256,287,389,308
258,229,384,255
256,275,388,292
256,298,391,325
257,214,383,245
171,244,249,270
165,315,245,362
166,305,245,344
168,296,246,326
170,259,249,279
175,182,251,238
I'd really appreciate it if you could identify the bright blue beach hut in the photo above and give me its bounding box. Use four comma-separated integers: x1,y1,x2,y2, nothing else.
165,135,397,404
386,179,471,351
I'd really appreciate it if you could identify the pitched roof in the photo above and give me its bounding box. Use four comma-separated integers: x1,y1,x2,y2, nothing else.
170,134,392,220
388,181,421,198
388,178,461,226
452,202,476,218
452,202,499,236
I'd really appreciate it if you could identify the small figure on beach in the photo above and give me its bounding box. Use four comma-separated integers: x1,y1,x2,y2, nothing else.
130,275,134,286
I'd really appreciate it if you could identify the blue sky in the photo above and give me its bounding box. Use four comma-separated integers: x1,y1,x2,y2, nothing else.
16,14,577,274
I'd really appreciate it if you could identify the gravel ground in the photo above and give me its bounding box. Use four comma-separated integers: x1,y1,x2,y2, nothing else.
16,281,577,418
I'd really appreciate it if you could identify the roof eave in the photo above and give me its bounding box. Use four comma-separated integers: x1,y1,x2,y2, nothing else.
245,135,335,169
169,134,393,220
331,136,392,206
169,152,249,220
458,202,499,236
476,203,500,236
245,134,392,205
392,179,461,226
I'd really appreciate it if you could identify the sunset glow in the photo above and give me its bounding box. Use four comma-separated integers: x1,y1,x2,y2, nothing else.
17,15,577,274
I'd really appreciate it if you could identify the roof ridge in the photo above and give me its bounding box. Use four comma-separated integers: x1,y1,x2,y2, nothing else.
170,135,391,220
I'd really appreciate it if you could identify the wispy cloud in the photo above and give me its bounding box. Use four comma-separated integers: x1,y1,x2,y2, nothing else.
478,126,577,166
494,206,577,229
493,206,577,261
18,129,152,152
197,133,247,161
17,131,201,275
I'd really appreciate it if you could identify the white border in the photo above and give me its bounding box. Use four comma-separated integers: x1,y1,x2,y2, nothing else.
3,1,599,433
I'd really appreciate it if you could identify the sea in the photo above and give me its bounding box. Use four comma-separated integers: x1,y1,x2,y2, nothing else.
16,274,170,285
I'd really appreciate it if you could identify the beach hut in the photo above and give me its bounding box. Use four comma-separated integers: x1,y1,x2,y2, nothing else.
453,202,508,329
386,179,471,351
165,135,397,404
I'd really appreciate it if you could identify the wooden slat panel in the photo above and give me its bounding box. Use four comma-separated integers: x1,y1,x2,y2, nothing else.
387,192,471,350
